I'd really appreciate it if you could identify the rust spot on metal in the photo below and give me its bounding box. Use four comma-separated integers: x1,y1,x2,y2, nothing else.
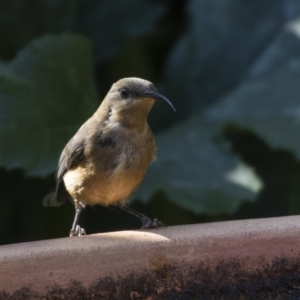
1,256,300,299
149,255,172,280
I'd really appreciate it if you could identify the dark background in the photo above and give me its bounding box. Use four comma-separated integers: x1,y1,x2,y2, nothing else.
1,0,300,245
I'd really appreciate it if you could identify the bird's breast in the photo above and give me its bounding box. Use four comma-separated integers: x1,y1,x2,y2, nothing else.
64,129,155,206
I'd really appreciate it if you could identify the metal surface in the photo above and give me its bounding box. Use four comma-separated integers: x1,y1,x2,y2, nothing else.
1,216,300,298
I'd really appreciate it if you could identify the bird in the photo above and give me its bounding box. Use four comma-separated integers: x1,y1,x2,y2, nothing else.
43,77,175,237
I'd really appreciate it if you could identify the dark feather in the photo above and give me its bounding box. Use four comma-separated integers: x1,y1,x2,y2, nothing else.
55,134,86,203
44,133,85,206
56,137,85,182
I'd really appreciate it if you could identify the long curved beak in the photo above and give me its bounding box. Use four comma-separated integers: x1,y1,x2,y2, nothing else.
145,91,176,112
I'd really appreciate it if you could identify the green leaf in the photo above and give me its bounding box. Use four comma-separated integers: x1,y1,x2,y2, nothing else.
161,0,285,114
149,1,300,215
78,0,166,63
136,116,262,214
0,34,98,176
205,59,300,159
0,0,166,64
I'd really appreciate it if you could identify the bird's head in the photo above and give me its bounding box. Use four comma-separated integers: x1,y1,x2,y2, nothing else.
102,77,175,129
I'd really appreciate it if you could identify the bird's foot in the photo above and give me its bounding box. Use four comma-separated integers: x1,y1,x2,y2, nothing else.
141,218,166,229
69,225,86,237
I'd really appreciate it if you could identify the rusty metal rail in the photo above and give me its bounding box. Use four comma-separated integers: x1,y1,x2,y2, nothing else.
1,216,300,299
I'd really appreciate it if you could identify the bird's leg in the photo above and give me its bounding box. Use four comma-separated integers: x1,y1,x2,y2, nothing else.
70,200,86,237
120,205,165,229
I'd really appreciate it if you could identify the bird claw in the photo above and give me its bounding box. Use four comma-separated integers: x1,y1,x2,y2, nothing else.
141,218,166,229
69,225,86,237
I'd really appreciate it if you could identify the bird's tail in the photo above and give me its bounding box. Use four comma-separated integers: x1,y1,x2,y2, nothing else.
42,191,63,207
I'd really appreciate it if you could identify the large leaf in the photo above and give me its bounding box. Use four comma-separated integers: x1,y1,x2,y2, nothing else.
161,0,285,116
0,0,80,60
205,18,300,158
205,59,300,159
136,116,262,214
137,1,300,214
0,0,166,64
0,34,98,176
78,0,166,63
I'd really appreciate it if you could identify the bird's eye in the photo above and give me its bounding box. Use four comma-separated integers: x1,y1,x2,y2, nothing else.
120,88,130,98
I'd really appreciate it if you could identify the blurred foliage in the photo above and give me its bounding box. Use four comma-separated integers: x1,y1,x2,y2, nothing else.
136,116,261,215
1,0,300,244
0,34,98,175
